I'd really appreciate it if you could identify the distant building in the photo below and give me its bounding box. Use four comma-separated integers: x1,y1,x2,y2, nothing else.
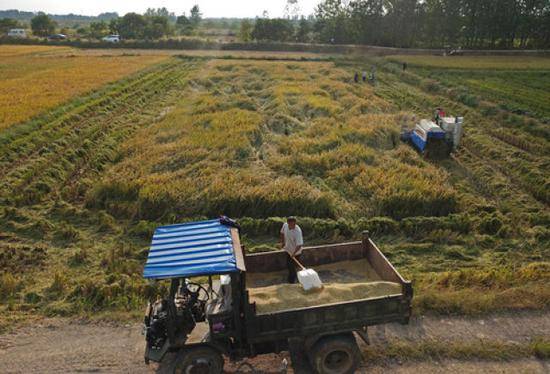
7,28,27,38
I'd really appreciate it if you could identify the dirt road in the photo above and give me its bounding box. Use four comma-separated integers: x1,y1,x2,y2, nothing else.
0,312,548,373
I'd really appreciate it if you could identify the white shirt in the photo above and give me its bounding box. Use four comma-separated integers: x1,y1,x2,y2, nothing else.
280,223,304,255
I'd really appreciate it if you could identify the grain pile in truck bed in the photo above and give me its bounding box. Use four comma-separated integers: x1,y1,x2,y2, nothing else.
249,281,402,314
247,259,402,314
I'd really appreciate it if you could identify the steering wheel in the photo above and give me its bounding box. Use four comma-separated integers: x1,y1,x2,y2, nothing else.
185,282,210,302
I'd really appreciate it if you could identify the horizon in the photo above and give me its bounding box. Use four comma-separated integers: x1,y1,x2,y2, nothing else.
0,1,319,18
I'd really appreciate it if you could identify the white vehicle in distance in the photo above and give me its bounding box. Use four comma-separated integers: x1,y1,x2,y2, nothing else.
7,28,27,38
102,34,120,43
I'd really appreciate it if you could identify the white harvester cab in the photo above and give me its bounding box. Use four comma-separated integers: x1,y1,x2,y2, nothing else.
438,116,464,151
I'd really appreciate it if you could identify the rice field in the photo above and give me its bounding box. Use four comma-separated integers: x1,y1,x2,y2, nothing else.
0,45,75,57
0,45,168,129
89,59,456,220
0,50,548,330
387,55,550,122
388,55,550,70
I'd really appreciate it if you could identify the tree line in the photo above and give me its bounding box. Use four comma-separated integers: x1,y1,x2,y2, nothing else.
313,0,550,48
245,0,549,49
239,17,314,43
82,6,202,39
2,1,549,48
0,6,202,39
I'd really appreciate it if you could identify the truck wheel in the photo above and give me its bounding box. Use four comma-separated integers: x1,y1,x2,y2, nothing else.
308,334,360,374
173,346,223,374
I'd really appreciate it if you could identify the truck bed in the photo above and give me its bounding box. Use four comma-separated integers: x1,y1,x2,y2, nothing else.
242,234,412,343
247,259,402,314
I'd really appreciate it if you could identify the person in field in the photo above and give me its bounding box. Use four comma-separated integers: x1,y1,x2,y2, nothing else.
434,107,446,122
354,72,359,83
362,70,367,82
280,216,304,284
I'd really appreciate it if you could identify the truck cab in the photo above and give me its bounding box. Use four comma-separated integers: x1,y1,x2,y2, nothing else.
143,219,246,372
142,218,412,373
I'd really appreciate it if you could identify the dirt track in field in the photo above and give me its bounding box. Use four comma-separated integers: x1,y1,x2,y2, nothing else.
0,312,548,373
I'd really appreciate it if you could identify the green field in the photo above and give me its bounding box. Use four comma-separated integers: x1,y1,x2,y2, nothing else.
388,55,550,123
0,48,548,330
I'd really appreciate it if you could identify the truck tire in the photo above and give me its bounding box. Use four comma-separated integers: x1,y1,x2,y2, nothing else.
173,346,223,374
308,333,360,374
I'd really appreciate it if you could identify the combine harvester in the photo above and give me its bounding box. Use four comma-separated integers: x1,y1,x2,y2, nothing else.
401,108,464,159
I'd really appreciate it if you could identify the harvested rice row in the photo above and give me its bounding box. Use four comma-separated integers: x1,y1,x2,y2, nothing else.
0,60,201,206
0,60,182,172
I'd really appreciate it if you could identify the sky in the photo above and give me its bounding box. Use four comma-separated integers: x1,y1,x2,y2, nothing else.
0,0,321,18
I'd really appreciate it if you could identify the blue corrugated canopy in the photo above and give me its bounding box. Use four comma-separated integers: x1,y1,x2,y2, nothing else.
143,219,241,279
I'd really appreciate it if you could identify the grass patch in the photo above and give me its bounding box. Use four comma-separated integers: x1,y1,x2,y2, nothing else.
413,263,550,315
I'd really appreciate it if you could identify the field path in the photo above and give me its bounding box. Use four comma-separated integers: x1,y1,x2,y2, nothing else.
0,311,547,373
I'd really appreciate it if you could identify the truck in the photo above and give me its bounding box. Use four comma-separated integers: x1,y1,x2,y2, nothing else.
142,218,412,373
7,28,27,38
102,34,120,43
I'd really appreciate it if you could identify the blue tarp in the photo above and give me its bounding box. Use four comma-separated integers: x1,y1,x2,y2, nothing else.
143,219,239,279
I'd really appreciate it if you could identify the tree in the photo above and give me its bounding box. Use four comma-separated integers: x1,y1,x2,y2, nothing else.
145,7,168,18
284,0,301,20
117,13,147,39
176,14,193,35
145,7,176,22
314,0,351,43
190,5,202,27
76,27,88,36
31,14,57,37
441,0,464,47
252,18,295,42
296,17,311,42
239,19,254,42
144,15,171,39
109,18,120,34
347,0,385,45
537,1,550,48
89,21,109,39
383,0,422,48
98,12,119,21
0,18,20,34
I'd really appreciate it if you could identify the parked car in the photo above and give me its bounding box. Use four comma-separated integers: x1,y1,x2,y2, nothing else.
102,34,120,43
48,34,67,40
7,28,27,38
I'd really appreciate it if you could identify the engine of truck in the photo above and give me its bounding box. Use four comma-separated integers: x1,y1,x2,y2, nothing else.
144,280,209,351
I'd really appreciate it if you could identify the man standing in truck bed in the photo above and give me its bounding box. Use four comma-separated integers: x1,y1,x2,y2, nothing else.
280,216,304,284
